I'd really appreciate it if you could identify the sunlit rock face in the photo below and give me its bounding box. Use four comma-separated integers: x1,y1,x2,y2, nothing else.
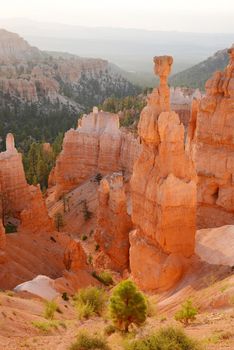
0,134,53,233
189,45,234,228
130,56,197,291
52,107,141,199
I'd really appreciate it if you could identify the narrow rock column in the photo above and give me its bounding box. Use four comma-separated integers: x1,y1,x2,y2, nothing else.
130,56,197,291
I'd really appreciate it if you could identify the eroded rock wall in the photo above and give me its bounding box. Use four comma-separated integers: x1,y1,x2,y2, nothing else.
52,108,140,198
190,45,234,228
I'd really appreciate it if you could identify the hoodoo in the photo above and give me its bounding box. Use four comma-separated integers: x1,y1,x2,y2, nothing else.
189,45,234,228
130,56,197,291
51,107,140,199
0,133,53,232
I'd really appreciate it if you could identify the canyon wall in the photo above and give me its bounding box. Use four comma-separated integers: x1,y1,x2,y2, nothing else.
52,108,140,198
189,45,234,228
0,185,6,263
130,56,197,291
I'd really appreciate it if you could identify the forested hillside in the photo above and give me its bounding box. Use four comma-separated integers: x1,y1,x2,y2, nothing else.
170,48,229,89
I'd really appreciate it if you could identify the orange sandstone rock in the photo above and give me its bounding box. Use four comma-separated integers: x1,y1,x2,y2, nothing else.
95,173,132,272
190,45,234,228
130,56,197,291
52,108,140,198
0,134,52,233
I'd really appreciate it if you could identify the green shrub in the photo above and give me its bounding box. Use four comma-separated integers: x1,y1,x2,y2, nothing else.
69,331,110,350
82,200,93,221
104,324,116,336
5,223,17,233
94,173,103,184
92,271,114,286
44,300,59,320
109,280,147,332
95,243,100,251
75,301,94,320
88,254,93,265
32,320,66,333
62,292,69,301
124,326,201,350
82,234,88,241
174,299,198,326
73,287,107,318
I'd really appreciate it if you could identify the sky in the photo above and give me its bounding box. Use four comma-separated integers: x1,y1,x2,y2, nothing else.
0,0,234,33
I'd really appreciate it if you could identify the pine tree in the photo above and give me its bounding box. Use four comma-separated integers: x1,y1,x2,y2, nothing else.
109,280,147,332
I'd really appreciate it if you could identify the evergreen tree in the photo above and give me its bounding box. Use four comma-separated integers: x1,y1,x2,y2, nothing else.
109,280,147,332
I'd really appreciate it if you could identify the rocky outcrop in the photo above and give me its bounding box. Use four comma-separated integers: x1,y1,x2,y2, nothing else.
94,173,132,272
63,239,88,272
0,133,53,232
190,45,234,228
0,187,6,263
130,56,197,291
52,108,140,198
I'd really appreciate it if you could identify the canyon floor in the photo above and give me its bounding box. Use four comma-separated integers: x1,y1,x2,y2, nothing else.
0,265,233,350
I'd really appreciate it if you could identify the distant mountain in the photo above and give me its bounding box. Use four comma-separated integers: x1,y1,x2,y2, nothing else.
0,18,233,87
0,29,139,149
169,48,229,90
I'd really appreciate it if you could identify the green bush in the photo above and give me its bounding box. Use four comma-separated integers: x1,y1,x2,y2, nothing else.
75,301,94,320
81,234,88,241
124,326,201,350
32,320,66,333
5,223,17,233
174,299,198,326
109,280,147,332
44,300,59,320
73,287,107,319
82,200,93,221
104,324,116,336
92,271,114,286
69,331,110,350
62,292,69,301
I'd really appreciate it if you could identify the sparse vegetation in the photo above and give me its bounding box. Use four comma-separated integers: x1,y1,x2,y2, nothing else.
94,173,103,184
82,200,93,221
44,300,59,320
104,324,116,336
75,301,95,320
69,331,110,350
73,287,107,319
109,280,147,332
5,223,17,233
62,292,69,301
32,320,66,333
81,234,88,241
88,254,93,265
92,271,114,286
124,326,201,350
174,299,198,326
54,212,64,231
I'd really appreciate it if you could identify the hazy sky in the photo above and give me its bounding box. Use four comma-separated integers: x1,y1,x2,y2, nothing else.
1,0,234,33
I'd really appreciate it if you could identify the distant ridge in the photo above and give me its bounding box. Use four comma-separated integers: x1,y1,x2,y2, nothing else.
169,48,229,90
